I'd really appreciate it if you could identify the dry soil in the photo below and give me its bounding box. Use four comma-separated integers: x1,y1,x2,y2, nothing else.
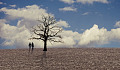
0,48,120,70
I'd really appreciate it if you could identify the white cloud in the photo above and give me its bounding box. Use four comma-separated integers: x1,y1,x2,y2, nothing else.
0,5,51,20
78,24,108,46
0,19,7,23
82,12,89,15
114,21,120,27
1,18,120,48
59,7,77,12
0,19,78,48
56,20,70,28
78,24,120,47
60,30,82,41
109,28,120,40
0,19,46,48
0,21,30,47
60,0,75,4
76,0,109,4
9,5,16,8
17,19,39,30
48,30,81,48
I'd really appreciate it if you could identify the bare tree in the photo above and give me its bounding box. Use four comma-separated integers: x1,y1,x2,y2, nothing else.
30,15,63,51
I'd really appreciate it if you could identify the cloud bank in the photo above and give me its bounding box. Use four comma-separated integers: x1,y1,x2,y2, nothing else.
0,5,78,48
0,5,50,20
0,5,120,49
79,24,120,47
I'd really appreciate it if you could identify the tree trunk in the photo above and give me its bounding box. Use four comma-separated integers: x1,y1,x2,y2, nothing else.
43,40,47,51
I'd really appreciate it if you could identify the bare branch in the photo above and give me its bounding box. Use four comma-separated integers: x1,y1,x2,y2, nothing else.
48,39,63,43
49,28,62,37
50,26,60,29
37,24,44,31
31,27,45,38
29,37,44,41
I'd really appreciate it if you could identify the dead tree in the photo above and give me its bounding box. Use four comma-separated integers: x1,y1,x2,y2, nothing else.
30,15,63,51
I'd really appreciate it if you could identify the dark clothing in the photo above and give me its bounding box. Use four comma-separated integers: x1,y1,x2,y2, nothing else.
31,42,34,53
29,42,34,53
29,43,31,52
32,42,34,48
29,43,31,47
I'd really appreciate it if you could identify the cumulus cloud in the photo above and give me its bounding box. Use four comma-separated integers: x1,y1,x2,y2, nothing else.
59,7,77,12
76,0,109,4
48,30,81,48
1,18,120,48
114,21,120,27
109,28,120,40
0,19,7,23
0,20,79,48
17,19,39,30
60,0,75,4
78,24,120,47
78,24,108,46
0,5,50,20
56,20,70,28
0,20,30,47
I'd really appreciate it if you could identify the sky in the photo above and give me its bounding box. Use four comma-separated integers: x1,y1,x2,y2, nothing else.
0,0,120,49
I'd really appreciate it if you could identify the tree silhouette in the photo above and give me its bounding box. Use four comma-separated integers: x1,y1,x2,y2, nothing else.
30,15,63,51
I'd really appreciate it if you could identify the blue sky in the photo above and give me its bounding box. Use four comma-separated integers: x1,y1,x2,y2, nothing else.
0,0,120,49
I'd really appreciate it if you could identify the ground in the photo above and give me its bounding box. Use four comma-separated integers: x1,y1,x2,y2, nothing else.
0,48,120,70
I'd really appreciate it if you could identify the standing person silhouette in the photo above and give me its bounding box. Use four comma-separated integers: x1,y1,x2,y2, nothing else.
31,42,34,53
29,42,31,52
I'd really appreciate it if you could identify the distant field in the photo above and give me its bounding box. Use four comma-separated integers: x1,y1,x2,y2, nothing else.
0,48,120,70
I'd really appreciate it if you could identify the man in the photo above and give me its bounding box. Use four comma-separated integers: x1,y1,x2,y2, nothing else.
31,42,34,53
29,42,31,52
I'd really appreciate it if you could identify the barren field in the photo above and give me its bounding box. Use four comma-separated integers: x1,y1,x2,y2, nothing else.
0,48,120,70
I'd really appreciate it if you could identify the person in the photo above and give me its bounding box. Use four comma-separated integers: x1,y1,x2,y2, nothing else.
29,42,31,52
31,42,34,53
